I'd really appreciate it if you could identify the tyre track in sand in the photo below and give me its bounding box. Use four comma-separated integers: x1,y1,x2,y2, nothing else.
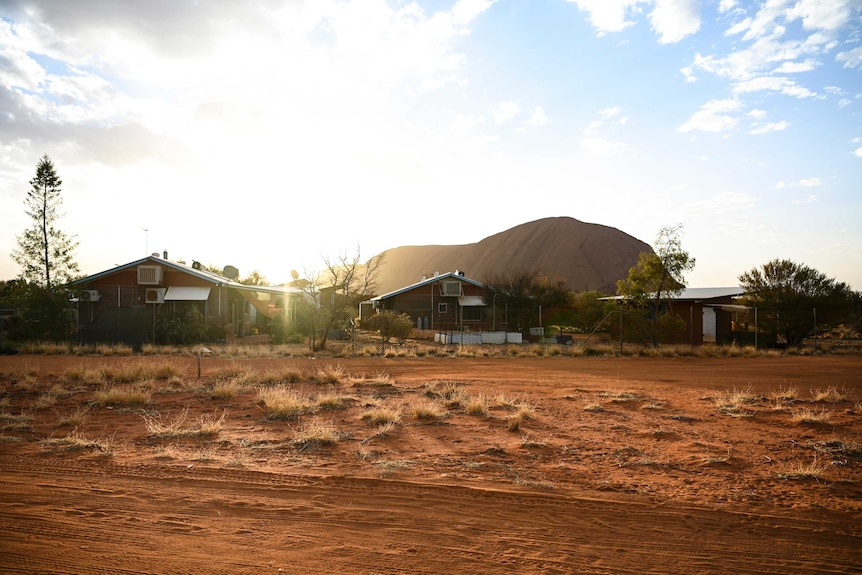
1,454,860,574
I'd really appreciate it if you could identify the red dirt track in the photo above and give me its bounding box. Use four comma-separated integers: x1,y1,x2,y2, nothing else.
1,354,860,574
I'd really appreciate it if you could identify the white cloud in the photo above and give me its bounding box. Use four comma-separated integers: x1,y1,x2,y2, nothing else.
580,137,628,156
569,0,648,34
491,101,520,124
599,106,622,118
774,59,819,73
787,0,859,32
750,120,791,134
797,177,822,187
680,191,757,217
853,147,862,158
451,0,497,25
780,177,823,188
724,17,751,37
521,106,548,129
836,46,862,69
792,194,818,205
719,0,738,14
733,76,816,98
678,98,741,133
649,0,701,44
583,120,603,136
748,108,767,119
571,0,701,43
838,98,852,108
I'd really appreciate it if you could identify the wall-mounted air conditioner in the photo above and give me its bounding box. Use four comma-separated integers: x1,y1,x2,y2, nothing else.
145,288,167,304
440,281,462,296
138,265,163,285
80,289,100,302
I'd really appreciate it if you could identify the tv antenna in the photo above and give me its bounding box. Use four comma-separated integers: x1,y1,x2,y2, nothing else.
142,227,149,255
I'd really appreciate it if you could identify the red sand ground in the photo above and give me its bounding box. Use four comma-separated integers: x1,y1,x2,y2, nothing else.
1,354,860,574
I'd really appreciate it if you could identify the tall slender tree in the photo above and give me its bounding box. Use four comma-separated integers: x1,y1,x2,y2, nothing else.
11,155,79,290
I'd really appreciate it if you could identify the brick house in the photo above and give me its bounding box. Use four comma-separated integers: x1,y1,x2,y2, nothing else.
362,271,490,332
71,254,304,346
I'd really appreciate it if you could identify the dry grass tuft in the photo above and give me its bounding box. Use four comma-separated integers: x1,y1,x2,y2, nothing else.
0,410,34,431
314,390,352,410
315,364,347,384
599,389,640,403
424,380,467,408
40,432,115,454
93,384,152,406
34,392,58,410
350,371,392,386
55,404,91,426
408,398,448,420
210,377,248,399
771,385,798,401
712,386,759,417
582,402,604,413
259,365,304,385
777,458,828,480
362,421,398,442
519,434,548,448
291,421,341,450
64,366,105,385
257,386,311,420
810,386,849,403
506,411,528,432
464,394,489,416
641,401,665,411
791,407,832,425
142,408,226,438
362,404,402,426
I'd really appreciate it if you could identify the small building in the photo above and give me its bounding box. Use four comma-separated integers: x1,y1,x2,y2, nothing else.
362,271,490,332
70,254,305,346
603,287,748,345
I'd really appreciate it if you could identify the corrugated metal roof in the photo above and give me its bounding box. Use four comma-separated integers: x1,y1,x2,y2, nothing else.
458,296,485,306
165,286,211,301
600,287,746,301
371,272,484,301
72,256,304,296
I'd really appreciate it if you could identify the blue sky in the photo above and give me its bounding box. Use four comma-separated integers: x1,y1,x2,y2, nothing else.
1,0,860,289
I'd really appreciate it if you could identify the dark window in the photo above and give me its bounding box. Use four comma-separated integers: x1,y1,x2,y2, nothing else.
438,302,448,314
462,307,481,321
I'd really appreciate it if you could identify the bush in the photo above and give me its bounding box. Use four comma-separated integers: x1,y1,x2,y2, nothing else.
361,311,413,343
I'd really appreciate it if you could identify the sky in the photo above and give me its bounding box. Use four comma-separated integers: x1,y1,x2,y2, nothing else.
1,0,861,290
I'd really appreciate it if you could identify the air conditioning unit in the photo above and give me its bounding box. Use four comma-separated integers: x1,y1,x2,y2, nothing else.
145,288,166,304
80,289,100,302
137,265,163,285
440,281,462,296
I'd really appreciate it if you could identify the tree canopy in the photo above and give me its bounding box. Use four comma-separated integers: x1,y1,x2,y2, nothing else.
616,224,695,305
482,268,570,332
738,259,857,347
11,154,79,290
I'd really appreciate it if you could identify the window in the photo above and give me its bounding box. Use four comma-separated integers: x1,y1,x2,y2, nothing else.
462,307,482,322
438,302,448,314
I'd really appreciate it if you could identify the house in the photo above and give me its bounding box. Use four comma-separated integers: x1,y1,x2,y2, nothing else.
603,287,748,345
70,254,305,346
362,271,490,332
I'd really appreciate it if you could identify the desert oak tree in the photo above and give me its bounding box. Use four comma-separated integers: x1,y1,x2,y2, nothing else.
616,224,695,306
616,225,695,344
11,155,79,290
738,259,856,347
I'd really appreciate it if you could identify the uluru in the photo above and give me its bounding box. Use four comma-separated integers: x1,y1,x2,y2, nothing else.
374,217,652,295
